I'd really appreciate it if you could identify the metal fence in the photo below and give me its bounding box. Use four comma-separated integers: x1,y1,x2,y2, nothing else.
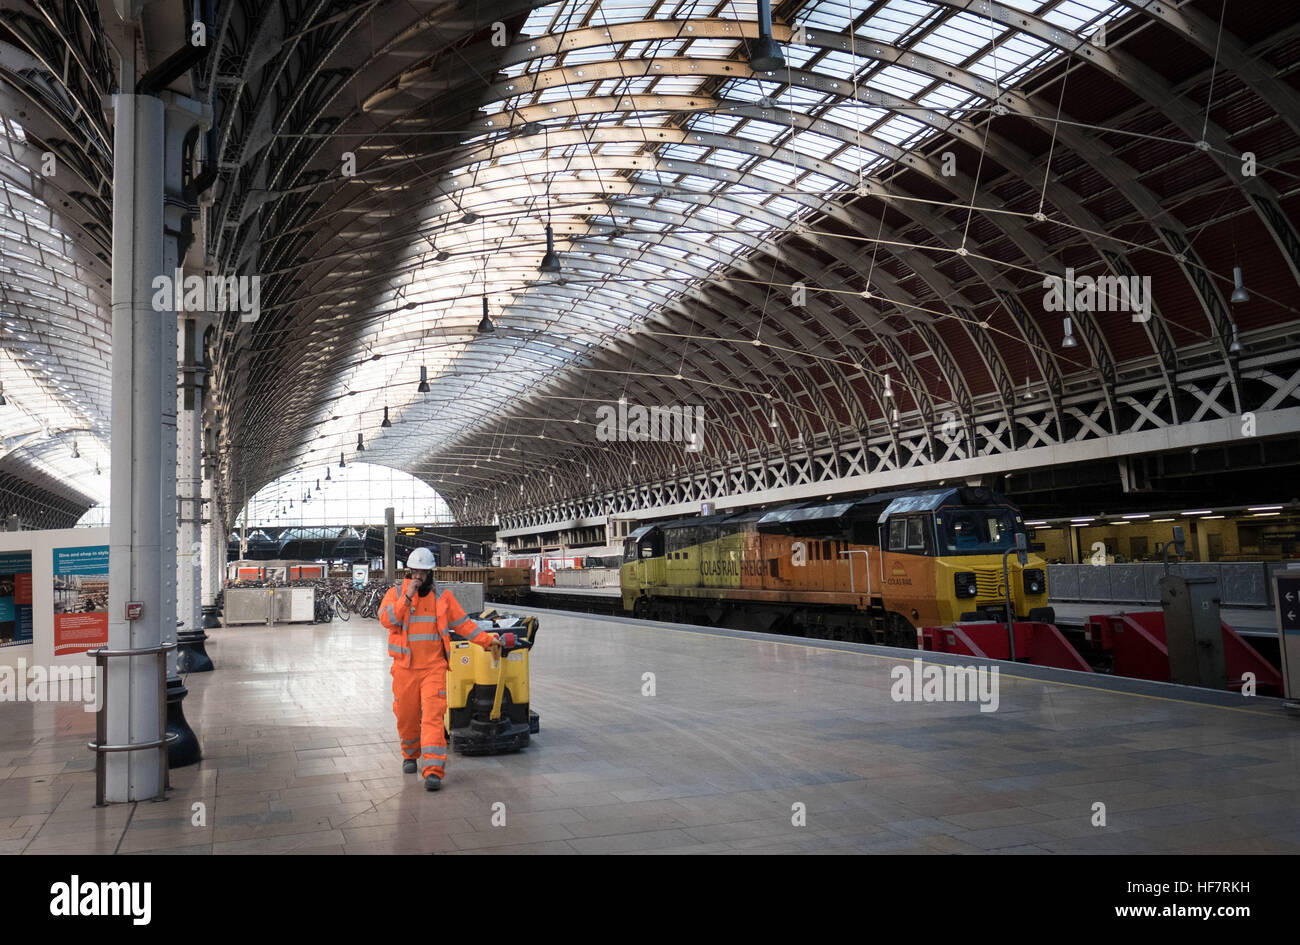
553,567,621,589
1047,562,1299,608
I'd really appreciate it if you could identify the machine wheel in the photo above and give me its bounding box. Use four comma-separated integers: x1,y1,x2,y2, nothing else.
632,596,650,620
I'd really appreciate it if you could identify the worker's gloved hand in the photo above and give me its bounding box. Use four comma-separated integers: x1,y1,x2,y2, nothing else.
489,635,503,660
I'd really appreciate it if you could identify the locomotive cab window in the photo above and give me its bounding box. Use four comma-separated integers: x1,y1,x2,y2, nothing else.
888,516,932,554
939,508,1023,555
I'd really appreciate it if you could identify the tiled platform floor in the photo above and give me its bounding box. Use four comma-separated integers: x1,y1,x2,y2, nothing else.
1,610,1298,854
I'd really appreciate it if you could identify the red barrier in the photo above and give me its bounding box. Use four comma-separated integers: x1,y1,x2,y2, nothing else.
1083,611,1282,695
921,621,1093,672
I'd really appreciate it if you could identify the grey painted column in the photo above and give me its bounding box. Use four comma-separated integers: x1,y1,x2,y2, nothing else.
177,317,207,632
105,91,165,802
384,507,396,580
200,473,216,606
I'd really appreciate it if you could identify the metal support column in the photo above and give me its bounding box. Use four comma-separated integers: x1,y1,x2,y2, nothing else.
105,89,166,802
160,92,208,766
384,507,396,580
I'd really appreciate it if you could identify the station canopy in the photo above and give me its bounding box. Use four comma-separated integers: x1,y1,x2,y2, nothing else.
0,0,1296,526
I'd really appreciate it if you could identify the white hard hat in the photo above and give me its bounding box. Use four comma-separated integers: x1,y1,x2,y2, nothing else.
408,547,436,570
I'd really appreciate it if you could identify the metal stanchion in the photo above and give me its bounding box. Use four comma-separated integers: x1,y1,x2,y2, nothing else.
86,643,179,807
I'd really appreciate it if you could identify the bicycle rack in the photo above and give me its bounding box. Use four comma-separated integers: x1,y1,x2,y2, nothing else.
85,642,179,807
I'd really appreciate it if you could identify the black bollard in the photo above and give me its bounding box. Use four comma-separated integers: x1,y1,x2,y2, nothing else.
177,629,214,673
166,678,201,767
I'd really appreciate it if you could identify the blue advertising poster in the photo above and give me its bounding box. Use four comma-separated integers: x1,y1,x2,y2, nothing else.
0,550,32,646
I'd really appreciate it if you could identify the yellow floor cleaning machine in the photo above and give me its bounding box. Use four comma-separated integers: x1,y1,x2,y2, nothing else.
444,611,539,755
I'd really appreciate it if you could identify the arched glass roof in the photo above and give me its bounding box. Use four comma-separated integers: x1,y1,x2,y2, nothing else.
0,115,110,513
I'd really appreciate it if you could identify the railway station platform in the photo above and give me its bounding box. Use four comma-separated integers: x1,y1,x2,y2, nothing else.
2,609,1296,855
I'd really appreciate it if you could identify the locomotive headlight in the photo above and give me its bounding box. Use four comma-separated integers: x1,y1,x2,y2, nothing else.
1023,569,1045,596
954,572,978,598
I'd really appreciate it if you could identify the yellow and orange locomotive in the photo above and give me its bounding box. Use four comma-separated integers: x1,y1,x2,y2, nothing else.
620,486,1052,647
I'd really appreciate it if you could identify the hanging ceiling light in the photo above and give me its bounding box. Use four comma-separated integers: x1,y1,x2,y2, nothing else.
356,433,365,452
1229,328,1242,355
1231,266,1249,304
769,409,778,429
882,375,893,398
890,406,900,430
381,406,392,428
1023,377,1034,401
748,0,785,72
539,223,561,274
477,295,495,333
71,440,79,459
339,452,346,468
1062,316,1077,348
315,479,320,491
417,365,430,393
95,463,101,476
325,467,332,481
0,382,5,407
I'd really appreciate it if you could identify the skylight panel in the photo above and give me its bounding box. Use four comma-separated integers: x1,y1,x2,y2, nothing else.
919,83,975,112
821,102,889,132
797,0,855,33
651,76,705,95
865,64,934,99
873,114,927,146
733,119,789,143
765,195,805,219
588,0,659,25
658,143,709,162
684,112,741,136
827,144,883,173
798,171,840,194
856,0,936,44
786,130,842,160
683,38,739,58
749,158,801,185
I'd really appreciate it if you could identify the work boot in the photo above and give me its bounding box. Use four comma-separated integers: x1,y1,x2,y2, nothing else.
424,774,443,792
402,759,417,774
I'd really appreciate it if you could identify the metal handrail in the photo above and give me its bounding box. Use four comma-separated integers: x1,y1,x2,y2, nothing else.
85,642,177,807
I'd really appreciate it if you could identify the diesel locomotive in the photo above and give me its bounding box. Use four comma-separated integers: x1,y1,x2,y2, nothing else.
619,486,1053,647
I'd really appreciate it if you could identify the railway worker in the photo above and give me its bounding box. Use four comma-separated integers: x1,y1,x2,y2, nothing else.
378,547,501,791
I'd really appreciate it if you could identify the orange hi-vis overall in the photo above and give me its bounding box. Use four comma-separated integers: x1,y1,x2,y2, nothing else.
378,579,496,779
